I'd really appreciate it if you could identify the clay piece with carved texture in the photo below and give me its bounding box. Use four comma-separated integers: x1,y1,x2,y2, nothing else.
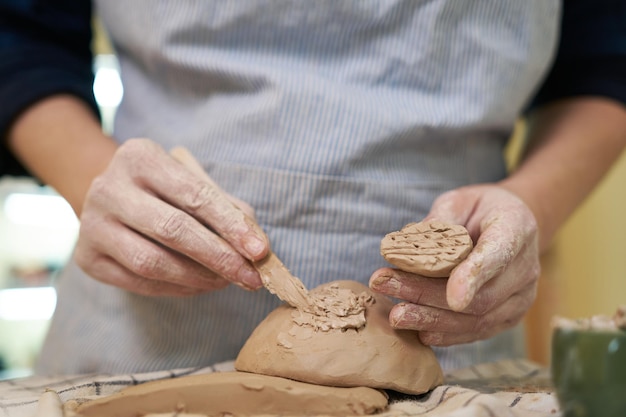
380,221,473,277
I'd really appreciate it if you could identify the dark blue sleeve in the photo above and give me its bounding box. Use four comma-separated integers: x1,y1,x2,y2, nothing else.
530,0,626,110
0,0,98,177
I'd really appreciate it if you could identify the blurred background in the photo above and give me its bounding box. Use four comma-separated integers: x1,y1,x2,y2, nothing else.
0,19,121,379
0,18,624,379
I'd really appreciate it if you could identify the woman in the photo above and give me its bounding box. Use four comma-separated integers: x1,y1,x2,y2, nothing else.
1,0,625,374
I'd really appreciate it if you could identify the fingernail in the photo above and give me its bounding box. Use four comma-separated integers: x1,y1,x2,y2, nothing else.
370,275,388,289
239,268,263,290
244,235,266,258
449,277,473,311
390,305,406,327
370,275,400,292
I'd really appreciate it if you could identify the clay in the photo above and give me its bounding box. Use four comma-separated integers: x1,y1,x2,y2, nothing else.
74,371,388,417
33,390,64,417
380,221,473,277
235,280,444,395
290,281,373,333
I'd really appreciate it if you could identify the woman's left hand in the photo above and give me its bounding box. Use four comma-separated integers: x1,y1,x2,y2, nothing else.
369,184,540,346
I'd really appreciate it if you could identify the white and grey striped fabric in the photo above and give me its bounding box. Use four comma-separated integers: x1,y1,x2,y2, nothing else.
1,359,558,417
36,0,560,375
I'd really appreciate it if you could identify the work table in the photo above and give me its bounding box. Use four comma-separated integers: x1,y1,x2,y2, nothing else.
0,359,558,417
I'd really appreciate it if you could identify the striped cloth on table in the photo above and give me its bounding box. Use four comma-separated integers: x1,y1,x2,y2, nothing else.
0,359,559,417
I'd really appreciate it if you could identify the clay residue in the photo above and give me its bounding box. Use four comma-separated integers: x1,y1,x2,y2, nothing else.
553,305,626,332
380,221,473,278
256,253,374,335
293,283,375,332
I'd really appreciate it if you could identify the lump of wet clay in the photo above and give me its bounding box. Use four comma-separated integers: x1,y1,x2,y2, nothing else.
74,371,388,417
380,221,473,277
235,280,443,395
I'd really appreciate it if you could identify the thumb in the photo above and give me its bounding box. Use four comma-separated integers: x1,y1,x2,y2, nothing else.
424,188,480,311
423,188,476,225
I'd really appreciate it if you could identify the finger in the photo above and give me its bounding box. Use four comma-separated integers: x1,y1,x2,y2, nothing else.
464,244,540,315
87,177,263,289
76,212,251,291
170,147,255,216
168,146,267,258
106,223,239,290
390,285,536,346
371,243,539,316
423,188,477,225
75,222,213,297
82,254,210,297
369,268,449,308
446,208,538,311
116,140,268,261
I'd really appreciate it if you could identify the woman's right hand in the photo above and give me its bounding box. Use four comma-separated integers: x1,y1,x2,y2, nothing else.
74,138,269,296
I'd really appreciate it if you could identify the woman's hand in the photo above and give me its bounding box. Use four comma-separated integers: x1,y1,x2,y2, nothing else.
369,184,540,346
74,138,269,296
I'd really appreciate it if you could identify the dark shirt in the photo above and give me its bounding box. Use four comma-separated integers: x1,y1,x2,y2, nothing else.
531,0,626,109
0,0,97,177
0,0,625,178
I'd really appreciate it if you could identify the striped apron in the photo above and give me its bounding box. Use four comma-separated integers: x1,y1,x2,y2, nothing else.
37,0,560,374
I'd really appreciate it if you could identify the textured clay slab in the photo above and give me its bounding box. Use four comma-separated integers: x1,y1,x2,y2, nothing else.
74,371,388,417
380,221,473,277
235,280,443,395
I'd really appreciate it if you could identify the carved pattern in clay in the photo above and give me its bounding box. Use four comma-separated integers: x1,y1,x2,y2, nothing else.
380,221,473,277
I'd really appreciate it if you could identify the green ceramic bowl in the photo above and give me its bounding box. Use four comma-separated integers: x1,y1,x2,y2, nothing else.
551,327,626,417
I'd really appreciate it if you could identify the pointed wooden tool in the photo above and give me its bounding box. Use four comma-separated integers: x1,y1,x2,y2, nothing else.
170,147,313,310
